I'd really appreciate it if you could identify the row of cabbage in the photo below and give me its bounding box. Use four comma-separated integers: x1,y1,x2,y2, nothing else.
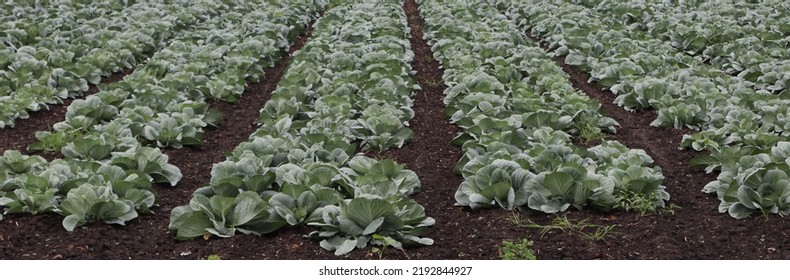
0,1,210,128
417,0,669,214
0,0,129,47
499,0,790,219
1,0,129,47
0,0,230,225
169,0,435,256
0,0,326,230
589,0,790,97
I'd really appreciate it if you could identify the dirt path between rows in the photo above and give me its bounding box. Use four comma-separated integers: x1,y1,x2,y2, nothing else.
2,2,789,260
358,0,522,259
0,16,331,260
0,69,131,154
515,29,790,259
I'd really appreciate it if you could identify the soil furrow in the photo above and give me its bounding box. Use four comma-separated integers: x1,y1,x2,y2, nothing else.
3,3,790,261
521,32,718,210
0,17,326,260
160,20,319,210
150,15,331,260
0,69,132,154
517,30,790,259
349,0,521,259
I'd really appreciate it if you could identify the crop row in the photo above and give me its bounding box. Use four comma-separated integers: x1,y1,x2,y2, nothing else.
1,1,129,47
0,1,218,128
591,1,790,96
0,0,325,229
417,0,669,214
169,0,434,256
500,0,790,218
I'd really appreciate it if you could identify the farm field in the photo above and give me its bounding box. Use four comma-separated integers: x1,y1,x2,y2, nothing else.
1,0,789,260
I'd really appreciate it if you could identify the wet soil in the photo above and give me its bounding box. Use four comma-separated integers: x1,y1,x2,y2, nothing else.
1,1,788,260
0,69,132,154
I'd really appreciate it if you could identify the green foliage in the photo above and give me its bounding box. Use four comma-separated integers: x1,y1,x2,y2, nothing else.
110,147,182,186
370,234,406,260
354,106,414,151
527,170,617,213
508,213,619,242
700,143,790,219
0,0,210,128
206,154,277,197
4,0,335,232
342,156,422,196
168,0,433,257
576,118,608,144
308,197,434,256
0,150,46,174
420,0,669,215
497,0,790,219
267,184,344,226
168,192,286,240
498,239,537,260
614,191,679,215
58,184,138,232
141,114,204,149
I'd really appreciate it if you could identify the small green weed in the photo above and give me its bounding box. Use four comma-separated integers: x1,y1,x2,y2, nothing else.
507,212,619,241
422,54,435,64
615,191,679,215
577,119,607,144
327,0,347,9
424,78,440,87
498,239,537,260
370,234,407,260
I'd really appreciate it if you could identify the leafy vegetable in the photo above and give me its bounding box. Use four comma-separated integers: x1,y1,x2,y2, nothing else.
58,184,138,232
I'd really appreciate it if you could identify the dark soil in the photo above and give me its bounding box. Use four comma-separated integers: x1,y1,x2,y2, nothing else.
0,69,131,155
1,2,789,260
517,32,790,259
158,19,321,217
0,17,334,260
359,0,520,259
